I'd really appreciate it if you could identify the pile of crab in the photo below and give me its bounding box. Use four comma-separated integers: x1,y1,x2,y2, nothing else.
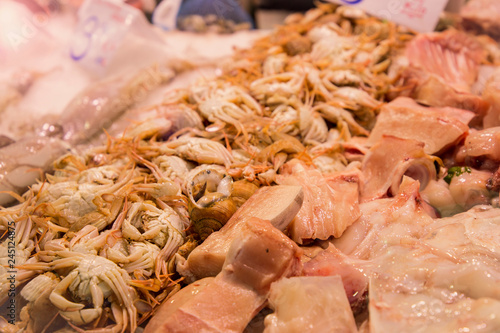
3,3,496,332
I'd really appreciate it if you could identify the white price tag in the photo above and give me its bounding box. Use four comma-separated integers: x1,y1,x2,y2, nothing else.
69,0,145,75
326,0,449,32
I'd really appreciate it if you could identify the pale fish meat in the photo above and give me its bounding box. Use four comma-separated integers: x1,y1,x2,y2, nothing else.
264,276,358,333
276,159,361,244
369,206,500,332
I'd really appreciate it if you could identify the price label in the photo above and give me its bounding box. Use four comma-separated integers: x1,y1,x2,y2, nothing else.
69,0,143,75
326,0,449,32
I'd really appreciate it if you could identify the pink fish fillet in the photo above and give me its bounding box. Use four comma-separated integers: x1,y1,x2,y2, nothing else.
406,30,484,92
368,97,473,155
276,159,361,244
145,217,302,333
400,30,489,115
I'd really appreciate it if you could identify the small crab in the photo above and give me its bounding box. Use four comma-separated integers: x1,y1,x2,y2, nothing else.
28,251,138,332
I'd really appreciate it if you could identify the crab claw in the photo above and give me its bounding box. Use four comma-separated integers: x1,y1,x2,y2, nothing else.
49,271,84,312
61,308,102,326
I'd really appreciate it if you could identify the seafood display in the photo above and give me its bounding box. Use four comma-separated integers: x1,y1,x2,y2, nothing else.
2,2,500,332
0,61,191,207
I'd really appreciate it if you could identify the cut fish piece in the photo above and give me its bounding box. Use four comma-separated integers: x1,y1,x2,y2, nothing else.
277,159,361,244
361,136,438,201
370,283,500,333
448,168,493,210
146,217,302,333
335,177,435,259
399,30,489,115
465,127,500,161
401,69,490,115
302,245,369,313
177,185,303,281
368,97,472,154
406,30,484,92
144,277,214,332
264,276,358,333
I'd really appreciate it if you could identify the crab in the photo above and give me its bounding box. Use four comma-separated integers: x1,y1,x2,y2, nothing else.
28,251,138,333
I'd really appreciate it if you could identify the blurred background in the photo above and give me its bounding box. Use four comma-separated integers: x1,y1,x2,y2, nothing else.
9,0,471,33
18,0,318,29
148,0,317,31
